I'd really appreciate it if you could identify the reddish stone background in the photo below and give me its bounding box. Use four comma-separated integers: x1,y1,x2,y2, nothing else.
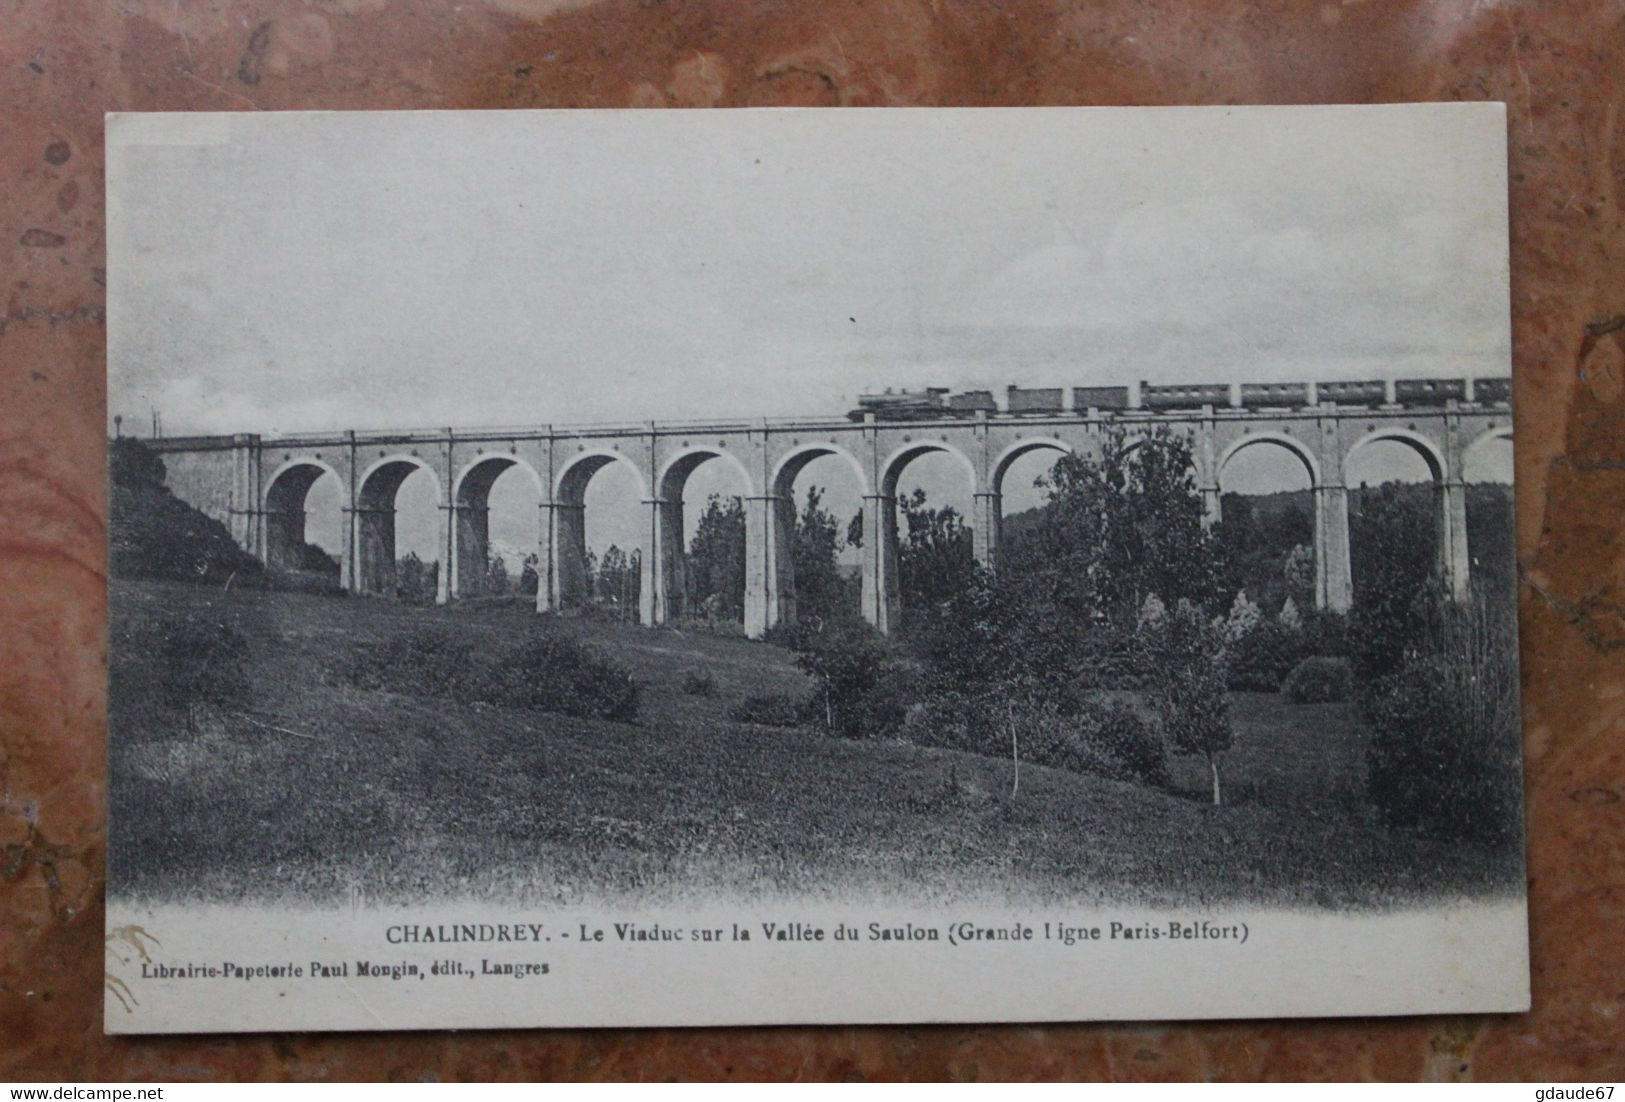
2,0,1622,1080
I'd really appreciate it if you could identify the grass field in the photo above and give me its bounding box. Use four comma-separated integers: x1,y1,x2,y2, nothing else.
108,578,1521,910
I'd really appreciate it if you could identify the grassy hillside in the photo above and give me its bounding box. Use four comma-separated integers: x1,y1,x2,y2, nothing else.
109,579,1518,910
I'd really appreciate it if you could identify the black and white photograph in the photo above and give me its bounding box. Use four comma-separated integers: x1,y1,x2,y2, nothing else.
104,105,1527,1032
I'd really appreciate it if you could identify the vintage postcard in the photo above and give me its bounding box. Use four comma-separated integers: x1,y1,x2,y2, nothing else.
105,105,1526,1032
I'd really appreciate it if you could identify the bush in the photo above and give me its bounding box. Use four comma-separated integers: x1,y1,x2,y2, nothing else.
897,692,1169,788
338,626,639,722
790,619,916,739
1301,608,1350,658
396,553,439,606
1224,619,1303,691
1363,600,1523,845
339,628,482,699
486,632,640,723
158,612,251,714
1054,698,1170,787
729,693,803,728
896,692,993,755
1283,656,1354,704
681,671,718,697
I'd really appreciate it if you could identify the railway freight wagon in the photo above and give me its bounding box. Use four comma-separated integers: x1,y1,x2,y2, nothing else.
1072,385,1132,410
1005,386,1064,414
945,389,997,415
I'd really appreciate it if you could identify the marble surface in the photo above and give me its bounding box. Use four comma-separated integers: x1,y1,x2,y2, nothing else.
2,0,1622,1080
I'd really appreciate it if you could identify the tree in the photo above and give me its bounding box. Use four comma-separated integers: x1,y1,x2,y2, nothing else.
1222,588,1263,643
897,488,975,615
597,545,640,620
791,618,912,740
1278,595,1302,629
1348,482,1440,679
1363,594,1522,844
582,548,599,602
110,435,168,488
845,509,864,551
1140,601,1233,805
1213,493,1314,615
300,542,340,577
686,494,746,621
485,552,511,596
1022,426,1226,626
396,553,438,605
1281,543,1316,610
791,486,851,625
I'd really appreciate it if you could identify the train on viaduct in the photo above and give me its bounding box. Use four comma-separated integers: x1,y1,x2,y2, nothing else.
140,376,1513,639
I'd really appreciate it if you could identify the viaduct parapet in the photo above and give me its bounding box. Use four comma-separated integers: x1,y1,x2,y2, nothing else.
140,379,1514,638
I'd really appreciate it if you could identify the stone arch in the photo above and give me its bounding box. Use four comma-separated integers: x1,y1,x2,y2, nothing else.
262,456,345,574
769,442,870,500
1214,431,1325,612
551,449,649,613
878,440,978,500
451,454,545,599
758,442,870,634
555,448,648,504
1346,427,1447,483
356,455,444,598
1344,427,1463,602
655,447,757,623
1460,425,1517,596
658,446,756,502
454,453,545,504
873,440,979,630
991,436,1073,499
1463,425,1515,482
1216,431,1322,492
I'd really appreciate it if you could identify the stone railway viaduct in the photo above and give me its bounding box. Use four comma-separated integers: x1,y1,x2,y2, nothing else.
145,379,1513,638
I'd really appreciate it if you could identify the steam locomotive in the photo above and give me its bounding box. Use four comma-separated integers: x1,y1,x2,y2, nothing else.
846,378,1509,421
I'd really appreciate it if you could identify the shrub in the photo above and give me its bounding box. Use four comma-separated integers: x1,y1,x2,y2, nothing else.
1224,619,1303,691
897,692,1169,788
1300,608,1350,659
518,554,540,597
339,628,481,699
791,620,916,739
158,612,251,715
897,691,1007,758
681,671,718,697
339,626,639,722
1055,698,1169,787
1283,656,1354,704
487,632,640,723
1363,599,1523,845
396,553,439,606
729,693,803,728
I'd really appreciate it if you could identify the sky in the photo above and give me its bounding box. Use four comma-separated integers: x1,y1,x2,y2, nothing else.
107,106,1513,562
